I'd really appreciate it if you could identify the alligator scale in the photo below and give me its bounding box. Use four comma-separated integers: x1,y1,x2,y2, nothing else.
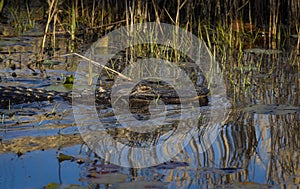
0,81,209,108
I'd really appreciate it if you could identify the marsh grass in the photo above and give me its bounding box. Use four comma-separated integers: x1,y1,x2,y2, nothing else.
2,0,298,58
37,1,297,59
3,0,296,90
7,3,36,34
0,0,3,13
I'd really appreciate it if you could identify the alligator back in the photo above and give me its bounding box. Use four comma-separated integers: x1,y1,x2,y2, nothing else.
0,85,71,107
0,84,209,108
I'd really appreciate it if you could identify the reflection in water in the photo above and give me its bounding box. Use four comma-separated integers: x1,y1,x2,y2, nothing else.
0,35,299,188
208,52,300,187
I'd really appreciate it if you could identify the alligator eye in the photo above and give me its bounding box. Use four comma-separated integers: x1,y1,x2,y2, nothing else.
47,95,54,100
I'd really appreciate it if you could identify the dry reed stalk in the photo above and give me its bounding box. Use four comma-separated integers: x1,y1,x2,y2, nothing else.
61,53,132,81
41,0,59,58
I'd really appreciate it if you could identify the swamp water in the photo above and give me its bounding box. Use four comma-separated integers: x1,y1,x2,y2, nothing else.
0,33,299,189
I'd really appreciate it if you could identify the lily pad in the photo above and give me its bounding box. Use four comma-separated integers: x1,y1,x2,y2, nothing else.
42,59,62,66
79,173,127,184
45,182,88,189
45,84,72,93
244,48,282,55
244,104,300,115
45,182,61,189
57,153,74,162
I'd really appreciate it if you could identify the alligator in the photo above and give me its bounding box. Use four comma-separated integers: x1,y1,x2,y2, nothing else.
0,81,209,108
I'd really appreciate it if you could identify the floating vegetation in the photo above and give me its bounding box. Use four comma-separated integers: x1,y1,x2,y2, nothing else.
79,173,128,184
41,59,61,66
45,183,89,189
57,152,74,162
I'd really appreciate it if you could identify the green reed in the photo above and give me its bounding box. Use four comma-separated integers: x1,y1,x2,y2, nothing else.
71,1,76,41
2,0,296,85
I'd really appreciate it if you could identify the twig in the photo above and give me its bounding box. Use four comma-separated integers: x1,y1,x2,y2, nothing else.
61,53,132,81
